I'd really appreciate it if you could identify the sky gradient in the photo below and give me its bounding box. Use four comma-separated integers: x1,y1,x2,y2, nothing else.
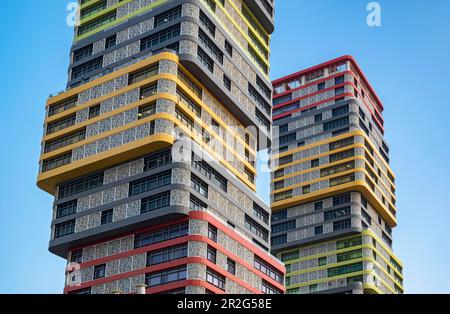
0,0,449,293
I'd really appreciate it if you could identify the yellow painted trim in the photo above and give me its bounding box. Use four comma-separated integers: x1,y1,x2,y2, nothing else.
37,133,174,194
271,180,397,227
272,130,396,183
272,155,397,206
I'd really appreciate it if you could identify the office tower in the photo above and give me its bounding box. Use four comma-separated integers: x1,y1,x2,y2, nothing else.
270,56,404,294
37,0,285,294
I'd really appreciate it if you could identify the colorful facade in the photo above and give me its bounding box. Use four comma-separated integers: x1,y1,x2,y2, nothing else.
37,0,285,294
270,56,404,294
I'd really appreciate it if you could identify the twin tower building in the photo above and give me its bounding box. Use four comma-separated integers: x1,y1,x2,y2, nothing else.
37,0,403,294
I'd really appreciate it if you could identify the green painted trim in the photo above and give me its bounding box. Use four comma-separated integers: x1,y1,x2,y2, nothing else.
79,0,133,24
76,0,169,42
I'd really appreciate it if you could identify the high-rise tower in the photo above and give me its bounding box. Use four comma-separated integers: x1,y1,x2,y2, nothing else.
270,56,403,294
37,0,284,294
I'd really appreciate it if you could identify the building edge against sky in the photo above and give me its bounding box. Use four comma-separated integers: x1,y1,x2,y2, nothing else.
270,56,404,294
36,0,286,294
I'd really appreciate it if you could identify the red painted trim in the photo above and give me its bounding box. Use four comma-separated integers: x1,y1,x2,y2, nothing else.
68,233,284,293
70,217,190,252
145,279,225,294
272,55,384,112
273,71,350,100
188,211,286,274
65,256,262,294
272,81,384,132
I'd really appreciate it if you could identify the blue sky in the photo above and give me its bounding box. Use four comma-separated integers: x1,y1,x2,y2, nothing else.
0,0,449,294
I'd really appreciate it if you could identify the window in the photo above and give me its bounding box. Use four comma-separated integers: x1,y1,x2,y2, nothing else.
207,245,217,263
272,210,287,222
256,76,271,99
146,244,187,266
146,266,187,287
191,174,208,198
198,29,223,64
318,82,325,91
253,203,269,224
329,137,354,151
56,200,78,219
335,75,345,85
302,185,311,194
42,152,73,172
140,24,180,51
68,288,91,295
88,104,101,119
78,10,115,36
327,262,363,278
337,236,362,250
279,133,296,145
330,174,355,187
274,190,292,202
311,159,320,168
245,215,269,241
154,6,181,27
177,69,202,99
332,105,349,117
140,83,157,99
324,206,351,221
47,114,76,134
206,268,225,290
334,86,345,96
333,193,351,206
58,173,104,199
223,74,231,91
318,257,327,266
309,284,319,293
101,209,113,225
315,114,322,123
134,223,189,249
72,57,103,79
105,34,117,49
129,64,159,85
48,96,78,117
337,249,363,263
225,40,233,57
281,251,299,262
44,129,86,153
71,249,83,264
143,150,172,172
93,264,106,279
272,220,296,234
314,201,323,211
321,161,355,178
323,117,349,131
197,47,214,72
333,219,352,231
190,195,207,211
279,155,293,166
140,192,171,214
73,44,93,62
199,10,215,36
254,257,284,284
315,226,323,235
227,258,236,275
129,171,172,196
208,224,218,242
261,280,283,294
54,220,75,238
249,84,271,115
271,234,287,245
329,149,354,163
